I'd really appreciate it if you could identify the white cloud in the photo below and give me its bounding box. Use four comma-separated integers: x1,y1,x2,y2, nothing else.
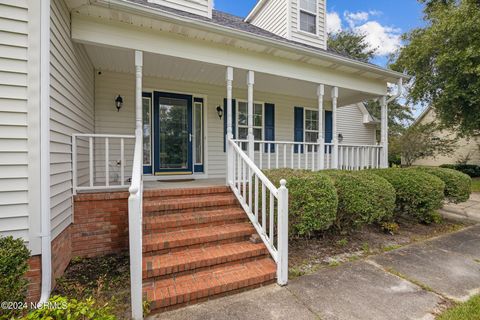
327,10,402,57
326,11,342,34
354,21,401,56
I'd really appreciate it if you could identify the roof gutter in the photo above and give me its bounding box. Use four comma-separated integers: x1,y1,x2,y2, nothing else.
39,0,52,304
92,0,408,82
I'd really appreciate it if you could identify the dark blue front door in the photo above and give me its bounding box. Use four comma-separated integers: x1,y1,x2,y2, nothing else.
153,91,193,174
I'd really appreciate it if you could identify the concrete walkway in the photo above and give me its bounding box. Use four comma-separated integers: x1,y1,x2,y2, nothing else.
151,224,480,320
440,193,480,223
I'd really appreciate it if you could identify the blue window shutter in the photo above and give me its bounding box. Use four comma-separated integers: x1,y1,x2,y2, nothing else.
264,103,275,153
325,111,333,143
294,107,304,153
223,98,236,152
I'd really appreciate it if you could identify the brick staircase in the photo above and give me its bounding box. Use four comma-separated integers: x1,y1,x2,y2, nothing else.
142,186,276,313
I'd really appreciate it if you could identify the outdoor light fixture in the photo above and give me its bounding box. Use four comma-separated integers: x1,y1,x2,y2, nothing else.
338,133,344,143
216,106,223,119
115,95,123,112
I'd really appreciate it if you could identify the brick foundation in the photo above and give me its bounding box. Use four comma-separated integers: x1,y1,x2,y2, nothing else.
26,191,130,301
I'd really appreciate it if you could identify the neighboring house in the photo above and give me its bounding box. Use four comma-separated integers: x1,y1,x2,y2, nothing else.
0,0,406,318
412,107,480,166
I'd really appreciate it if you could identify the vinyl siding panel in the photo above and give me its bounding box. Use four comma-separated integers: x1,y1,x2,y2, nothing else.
50,0,94,239
94,71,373,178
337,104,376,145
147,0,212,18
250,0,288,38
0,0,29,242
290,0,326,49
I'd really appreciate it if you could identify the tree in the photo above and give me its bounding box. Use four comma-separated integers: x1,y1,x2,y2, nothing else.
327,30,376,63
399,122,457,166
391,0,480,137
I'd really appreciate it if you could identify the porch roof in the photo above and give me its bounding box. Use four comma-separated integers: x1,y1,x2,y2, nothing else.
70,0,408,85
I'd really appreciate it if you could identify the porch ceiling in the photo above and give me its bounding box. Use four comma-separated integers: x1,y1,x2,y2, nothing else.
84,44,379,105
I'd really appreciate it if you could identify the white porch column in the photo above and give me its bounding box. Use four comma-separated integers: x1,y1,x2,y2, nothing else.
226,67,234,185
331,87,339,169
317,84,325,170
247,70,255,160
130,49,143,320
380,95,389,168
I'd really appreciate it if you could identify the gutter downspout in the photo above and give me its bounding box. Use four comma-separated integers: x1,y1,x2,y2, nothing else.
387,78,403,103
39,0,52,304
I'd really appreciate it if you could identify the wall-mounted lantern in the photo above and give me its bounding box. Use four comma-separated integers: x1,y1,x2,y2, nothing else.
115,95,123,112
338,133,344,143
216,106,223,119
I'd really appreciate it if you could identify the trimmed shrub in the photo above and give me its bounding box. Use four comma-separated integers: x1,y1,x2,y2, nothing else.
411,167,471,203
264,169,338,237
440,164,480,178
0,236,30,319
371,168,445,223
319,171,396,230
23,296,116,320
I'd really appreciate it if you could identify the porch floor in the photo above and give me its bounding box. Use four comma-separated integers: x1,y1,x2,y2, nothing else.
143,178,226,189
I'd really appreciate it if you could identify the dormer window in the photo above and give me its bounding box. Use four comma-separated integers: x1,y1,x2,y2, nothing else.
299,0,317,34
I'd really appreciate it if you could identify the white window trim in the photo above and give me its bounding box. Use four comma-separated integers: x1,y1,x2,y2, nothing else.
303,107,319,143
297,0,319,36
142,95,152,167
236,100,265,141
193,100,204,166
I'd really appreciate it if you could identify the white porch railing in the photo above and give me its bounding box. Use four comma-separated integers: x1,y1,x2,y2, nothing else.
72,133,135,194
234,140,382,171
228,138,289,285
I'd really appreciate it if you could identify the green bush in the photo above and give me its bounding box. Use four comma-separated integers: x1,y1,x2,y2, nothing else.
23,296,116,320
371,168,445,223
319,171,396,230
411,167,471,203
0,236,30,319
264,169,338,237
440,164,480,178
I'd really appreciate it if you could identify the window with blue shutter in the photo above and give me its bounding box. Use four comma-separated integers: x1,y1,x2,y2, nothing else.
223,98,236,152
294,107,304,153
325,110,333,153
264,103,275,152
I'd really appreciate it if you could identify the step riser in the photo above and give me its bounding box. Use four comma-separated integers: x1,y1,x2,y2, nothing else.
144,199,239,213
144,204,241,216
144,218,249,234
144,187,231,199
144,253,269,281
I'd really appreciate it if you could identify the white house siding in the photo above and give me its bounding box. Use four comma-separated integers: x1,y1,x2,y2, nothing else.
290,0,326,50
0,0,30,242
94,71,374,178
249,0,288,38
50,0,95,239
147,0,212,18
337,105,376,145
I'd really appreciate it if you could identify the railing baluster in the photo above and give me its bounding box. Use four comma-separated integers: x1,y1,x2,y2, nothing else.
283,144,287,168
297,144,301,169
311,145,315,171
291,144,294,168
120,138,125,186
269,192,274,246
248,166,252,212
89,136,93,187
275,144,279,169
242,159,246,202
259,143,263,169
268,143,271,169
305,144,308,169
254,175,259,223
105,137,109,187
262,183,266,234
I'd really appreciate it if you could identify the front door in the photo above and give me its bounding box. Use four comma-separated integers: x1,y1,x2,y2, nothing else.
153,91,193,174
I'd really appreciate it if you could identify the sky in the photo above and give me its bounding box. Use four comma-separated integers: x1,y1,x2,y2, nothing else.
214,0,425,67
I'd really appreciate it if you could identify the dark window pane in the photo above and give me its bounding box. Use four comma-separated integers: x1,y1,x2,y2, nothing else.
300,11,316,34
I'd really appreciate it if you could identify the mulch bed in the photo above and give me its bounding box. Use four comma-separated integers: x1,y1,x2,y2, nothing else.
288,218,471,277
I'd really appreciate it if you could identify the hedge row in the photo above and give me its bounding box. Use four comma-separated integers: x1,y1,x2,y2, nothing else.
440,164,480,178
265,166,471,237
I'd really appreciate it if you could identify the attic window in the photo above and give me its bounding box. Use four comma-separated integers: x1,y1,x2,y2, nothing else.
299,0,317,34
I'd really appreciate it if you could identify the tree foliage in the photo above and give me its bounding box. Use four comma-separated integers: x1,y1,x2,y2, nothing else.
327,30,376,63
391,0,480,137
399,122,457,166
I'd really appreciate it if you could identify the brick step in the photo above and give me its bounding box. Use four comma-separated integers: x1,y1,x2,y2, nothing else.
143,258,276,312
144,186,231,200
143,208,248,233
143,222,256,254
143,194,239,214
143,242,268,279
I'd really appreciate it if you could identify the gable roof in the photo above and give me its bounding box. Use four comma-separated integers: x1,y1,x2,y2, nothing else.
88,0,408,82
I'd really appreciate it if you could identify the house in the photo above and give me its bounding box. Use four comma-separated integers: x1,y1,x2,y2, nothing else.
412,106,480,166
0,0,406,318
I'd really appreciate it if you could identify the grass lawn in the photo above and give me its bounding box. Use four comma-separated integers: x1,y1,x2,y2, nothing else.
437,295,480,320
472,178,480,192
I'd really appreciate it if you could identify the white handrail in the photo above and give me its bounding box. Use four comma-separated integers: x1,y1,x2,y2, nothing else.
228,138,289,285
72,133,135,194
128,129,143,320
